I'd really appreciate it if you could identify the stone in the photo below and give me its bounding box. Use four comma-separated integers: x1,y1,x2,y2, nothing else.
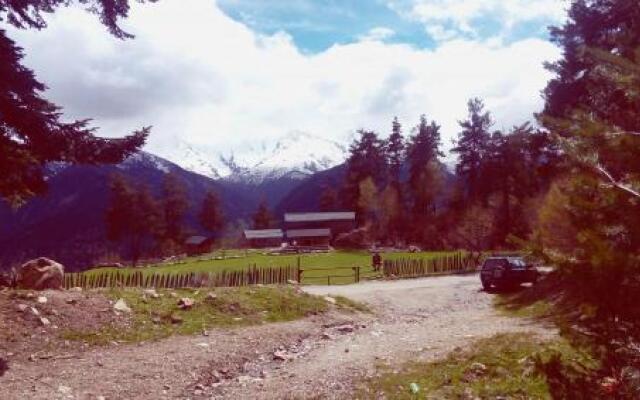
324,296,336,304
36,296,47,304
143,289,159,299
113,299,132,313
206,292,217,300
287,279,299,285
170,314,183,324
39,317,51,326
29,307,40,316
16,304,28,313
335,324,355,333
409,382,420,394
177,297,194,309
65,298,78,305
15,258,64,290
469,362,488,376
57,385,72,395
273,350,289,361
68,287,83,292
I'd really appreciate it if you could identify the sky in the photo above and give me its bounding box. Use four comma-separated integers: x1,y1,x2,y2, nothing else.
7,0,568,158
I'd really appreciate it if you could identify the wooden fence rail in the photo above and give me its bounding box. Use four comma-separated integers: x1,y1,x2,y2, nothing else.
382,252,477,279
63,265,300,290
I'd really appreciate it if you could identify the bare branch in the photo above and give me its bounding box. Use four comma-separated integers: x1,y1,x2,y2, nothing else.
595,164,640,199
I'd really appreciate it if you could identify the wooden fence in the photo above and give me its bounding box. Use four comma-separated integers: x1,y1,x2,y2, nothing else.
63,265,300,290
382,252,477,279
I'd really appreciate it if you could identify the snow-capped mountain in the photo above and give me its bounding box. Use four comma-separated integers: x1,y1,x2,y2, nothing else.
157,132,348,183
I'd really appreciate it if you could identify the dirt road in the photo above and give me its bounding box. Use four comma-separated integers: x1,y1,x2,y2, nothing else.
0,275,554,399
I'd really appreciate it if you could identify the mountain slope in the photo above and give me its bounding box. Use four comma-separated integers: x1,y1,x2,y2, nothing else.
0,153,256,271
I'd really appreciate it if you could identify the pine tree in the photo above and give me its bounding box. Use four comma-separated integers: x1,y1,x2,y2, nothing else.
105,174,162,266
543,0,640,132
161,173,189,245
252,200,272,230
357,177,380,242
1,2,153,206
539,1,640,375
319,185,338,211
342,130,387,218
451,98,494,204
199,191,225,234
386,117,405,184
406,115,444,244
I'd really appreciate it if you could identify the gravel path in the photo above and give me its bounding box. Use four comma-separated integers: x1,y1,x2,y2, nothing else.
0,275,554,399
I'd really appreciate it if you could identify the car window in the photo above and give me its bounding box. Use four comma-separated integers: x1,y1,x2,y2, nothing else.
509,259,527,269
483,259,506,269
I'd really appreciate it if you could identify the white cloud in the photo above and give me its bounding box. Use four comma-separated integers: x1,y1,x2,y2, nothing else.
8,0,561,159
390,0,568,42
358,27,396,42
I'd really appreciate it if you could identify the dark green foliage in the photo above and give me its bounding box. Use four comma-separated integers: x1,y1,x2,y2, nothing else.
535,1,640,394
406,115,444,245
451,98,495,205
0,1,155,206
318,185,338,211
342,129,387,217
386,116,405,184
105,174,163,266
252,199,272,229
543,0,640,131
199,190,224,233
161,172,189,245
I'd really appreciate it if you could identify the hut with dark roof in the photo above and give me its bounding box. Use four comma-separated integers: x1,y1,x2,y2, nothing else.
284,212,356,239
243,229,284,248
285,228,331,246
184,236,214,256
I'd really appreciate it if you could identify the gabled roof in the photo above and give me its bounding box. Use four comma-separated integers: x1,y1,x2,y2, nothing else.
185,236,210,245
286,228,331,238
244,229,284,239
284,212,356,223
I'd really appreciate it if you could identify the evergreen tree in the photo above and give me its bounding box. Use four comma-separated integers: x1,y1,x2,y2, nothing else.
451,98,494,204
252,200,272,230
1,1,153,206
539,1,640,377
543,0,640,132
386,117,405,184
161,173,189,245
406,115,444,244
105,174,162,266
380,184,401,244
319,185,338,211
342,129,387,218
357,177,380,242
199,191,225,234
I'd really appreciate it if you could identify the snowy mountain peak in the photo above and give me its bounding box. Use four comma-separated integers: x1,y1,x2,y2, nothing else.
156,132,347,184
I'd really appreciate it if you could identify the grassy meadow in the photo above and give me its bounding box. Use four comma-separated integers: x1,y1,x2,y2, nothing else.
84,250,460,285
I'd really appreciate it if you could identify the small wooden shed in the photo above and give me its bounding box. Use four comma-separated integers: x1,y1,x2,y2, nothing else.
184,236,214,256
243,229,284,248
285,228,331,246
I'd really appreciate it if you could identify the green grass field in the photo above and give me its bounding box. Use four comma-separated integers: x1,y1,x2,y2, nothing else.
85,250,459,285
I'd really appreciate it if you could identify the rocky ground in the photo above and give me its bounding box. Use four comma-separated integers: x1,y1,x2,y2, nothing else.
0,275,555,399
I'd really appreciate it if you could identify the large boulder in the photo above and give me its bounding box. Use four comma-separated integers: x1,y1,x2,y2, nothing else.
15,258,64,290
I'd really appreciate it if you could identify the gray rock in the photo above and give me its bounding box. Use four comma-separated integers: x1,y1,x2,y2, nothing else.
113,299,132,313
15,258,64,290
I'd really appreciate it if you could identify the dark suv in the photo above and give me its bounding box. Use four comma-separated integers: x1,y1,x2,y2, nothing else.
480,257,538,291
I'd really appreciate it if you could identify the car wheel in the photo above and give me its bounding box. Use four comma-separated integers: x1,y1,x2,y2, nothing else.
481,278,491,291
